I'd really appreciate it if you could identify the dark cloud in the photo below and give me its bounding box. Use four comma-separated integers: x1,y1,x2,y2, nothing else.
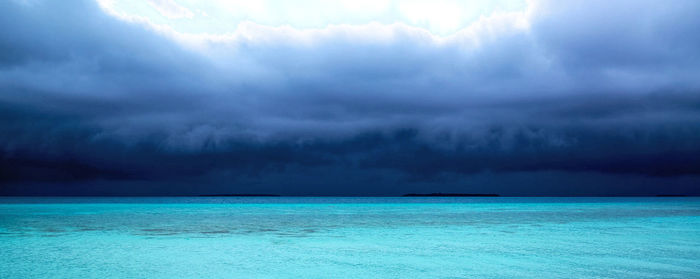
1,0,699,195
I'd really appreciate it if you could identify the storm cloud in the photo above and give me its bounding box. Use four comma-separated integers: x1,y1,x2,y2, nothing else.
1,0,699,195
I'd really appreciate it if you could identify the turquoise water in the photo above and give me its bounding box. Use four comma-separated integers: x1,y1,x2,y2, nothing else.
1,197,699,278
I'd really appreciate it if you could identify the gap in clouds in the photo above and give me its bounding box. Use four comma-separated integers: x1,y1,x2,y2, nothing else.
97,0,530,37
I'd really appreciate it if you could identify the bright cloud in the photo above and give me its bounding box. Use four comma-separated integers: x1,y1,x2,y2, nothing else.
96,0,529,36
147,0,194,19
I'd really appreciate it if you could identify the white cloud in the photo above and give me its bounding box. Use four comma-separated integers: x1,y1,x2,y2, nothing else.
339,0,391,14
94,0,533,58
96,0,530,36
398,0,464,34
147,0,193,19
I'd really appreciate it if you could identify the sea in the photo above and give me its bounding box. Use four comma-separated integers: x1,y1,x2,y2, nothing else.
1,197,699,278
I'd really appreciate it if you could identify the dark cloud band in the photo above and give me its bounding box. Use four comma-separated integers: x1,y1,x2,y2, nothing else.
1,0,699,195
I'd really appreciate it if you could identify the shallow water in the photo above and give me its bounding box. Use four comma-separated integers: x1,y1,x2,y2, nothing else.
1,197,699,278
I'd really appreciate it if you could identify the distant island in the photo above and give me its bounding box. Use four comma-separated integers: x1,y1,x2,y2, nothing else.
402,193,499,197
198,194,281,197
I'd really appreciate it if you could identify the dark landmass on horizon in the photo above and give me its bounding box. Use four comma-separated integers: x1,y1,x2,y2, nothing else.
198,194,281,197
2,192,700,197
1,194,699,198
403,193,500,197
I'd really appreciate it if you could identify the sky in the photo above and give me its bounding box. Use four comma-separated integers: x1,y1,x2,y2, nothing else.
1,0,699,196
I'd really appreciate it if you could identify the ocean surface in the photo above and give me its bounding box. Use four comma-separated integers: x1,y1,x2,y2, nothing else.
1,197,699,278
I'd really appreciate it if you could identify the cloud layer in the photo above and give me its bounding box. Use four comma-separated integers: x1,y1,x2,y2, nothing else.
1,0,699,195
